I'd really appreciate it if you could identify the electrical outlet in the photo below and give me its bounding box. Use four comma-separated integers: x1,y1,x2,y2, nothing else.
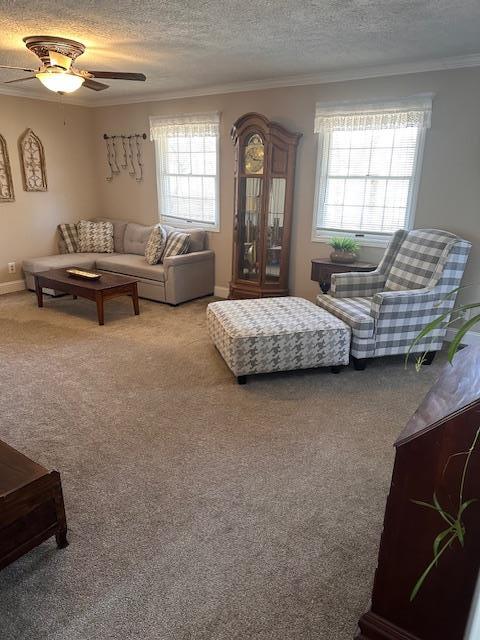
7,262,16,274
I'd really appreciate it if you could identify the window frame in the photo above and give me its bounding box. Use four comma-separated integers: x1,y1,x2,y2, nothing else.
312,122,427,248
153,127,221,233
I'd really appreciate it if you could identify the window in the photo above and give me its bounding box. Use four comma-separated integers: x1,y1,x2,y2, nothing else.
313,95,432,244
150,112,220,230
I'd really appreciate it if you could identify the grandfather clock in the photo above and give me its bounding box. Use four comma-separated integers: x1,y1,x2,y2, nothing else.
229,113,301,299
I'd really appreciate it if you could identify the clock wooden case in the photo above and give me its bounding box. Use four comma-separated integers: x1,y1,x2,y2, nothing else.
229,113,301,299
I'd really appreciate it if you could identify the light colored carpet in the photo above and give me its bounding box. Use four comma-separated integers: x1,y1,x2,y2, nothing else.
0,291,442,640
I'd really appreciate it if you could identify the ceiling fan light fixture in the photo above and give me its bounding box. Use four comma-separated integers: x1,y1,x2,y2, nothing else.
36,70,84,93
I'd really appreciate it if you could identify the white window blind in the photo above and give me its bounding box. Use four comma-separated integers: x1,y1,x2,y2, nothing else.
313,95,432,239
150,112,220,229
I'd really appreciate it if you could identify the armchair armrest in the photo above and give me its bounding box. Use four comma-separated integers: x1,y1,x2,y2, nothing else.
371,286,454,318
163,249,214,269
331,271,386,298
163,250,215,305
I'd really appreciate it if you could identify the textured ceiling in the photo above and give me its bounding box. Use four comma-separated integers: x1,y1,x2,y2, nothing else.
1,0,480,104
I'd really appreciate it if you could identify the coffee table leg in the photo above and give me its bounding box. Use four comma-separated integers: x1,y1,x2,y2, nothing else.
96,292,105,326
34,276,43,307
132,283,140,316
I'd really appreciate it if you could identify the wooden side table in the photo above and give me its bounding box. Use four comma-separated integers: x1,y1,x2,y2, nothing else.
0,439,68,570
311,258,378,294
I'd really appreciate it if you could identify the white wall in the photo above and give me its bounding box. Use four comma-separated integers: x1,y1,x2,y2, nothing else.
0,94,99,286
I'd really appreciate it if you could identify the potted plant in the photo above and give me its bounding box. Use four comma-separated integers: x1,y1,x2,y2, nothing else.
329,236,360,264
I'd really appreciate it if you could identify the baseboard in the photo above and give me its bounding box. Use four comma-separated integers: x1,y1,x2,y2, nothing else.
0,279,25,295
446,328,480,346
214,285,229,299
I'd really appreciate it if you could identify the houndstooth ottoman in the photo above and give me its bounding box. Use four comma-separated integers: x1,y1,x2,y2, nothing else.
207,297,350,383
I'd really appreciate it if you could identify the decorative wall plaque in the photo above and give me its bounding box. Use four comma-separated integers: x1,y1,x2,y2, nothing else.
0,135,14,202
18,128,47,192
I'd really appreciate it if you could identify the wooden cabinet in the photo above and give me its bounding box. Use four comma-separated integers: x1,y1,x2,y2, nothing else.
356,345,480,640
0,439,68,570
229,113,301,299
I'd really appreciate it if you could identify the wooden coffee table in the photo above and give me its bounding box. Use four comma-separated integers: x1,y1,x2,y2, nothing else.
34,268,140,326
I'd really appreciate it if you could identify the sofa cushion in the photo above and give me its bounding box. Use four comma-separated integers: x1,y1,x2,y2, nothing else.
23,253,100,274
78,220,114,253
124,223,155,256
95,254,165,282
93,217,128,253
179,227,205,252
163,231,191,260
145,225,168,265
57,223,78,253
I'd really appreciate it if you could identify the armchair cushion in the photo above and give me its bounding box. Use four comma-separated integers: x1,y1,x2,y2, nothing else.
385,229,456,291
316,295,375,339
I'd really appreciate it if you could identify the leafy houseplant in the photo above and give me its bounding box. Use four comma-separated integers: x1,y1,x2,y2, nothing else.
329,236,360,264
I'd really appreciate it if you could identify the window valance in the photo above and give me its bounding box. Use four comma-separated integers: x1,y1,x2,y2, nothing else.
314,94,433,133
149,112,220,139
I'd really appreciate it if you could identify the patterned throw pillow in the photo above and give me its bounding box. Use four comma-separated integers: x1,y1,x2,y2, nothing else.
77,220,114,253
57,223,78,253
145,224,168,265
162,231,191,261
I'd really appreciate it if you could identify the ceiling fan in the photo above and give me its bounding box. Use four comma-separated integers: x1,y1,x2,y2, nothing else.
0,36,146,94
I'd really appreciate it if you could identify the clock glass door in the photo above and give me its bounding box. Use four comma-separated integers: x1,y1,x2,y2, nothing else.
265,178,286,282
238,176,262,281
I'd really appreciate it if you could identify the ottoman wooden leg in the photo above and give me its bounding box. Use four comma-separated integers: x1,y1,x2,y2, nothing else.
330,366,341,374
237,375,247,385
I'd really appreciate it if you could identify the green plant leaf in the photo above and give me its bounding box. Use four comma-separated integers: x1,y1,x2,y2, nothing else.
459,498,478,516
433,527,454,563
447,313,480,363
433,492,456,526
410,533,456,601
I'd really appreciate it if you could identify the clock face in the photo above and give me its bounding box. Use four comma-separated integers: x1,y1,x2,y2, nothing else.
244,134,264,174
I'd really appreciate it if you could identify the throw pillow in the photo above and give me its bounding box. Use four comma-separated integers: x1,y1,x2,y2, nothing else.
162,231,191,261
57,223,78,253
145,224,168,265
77,220,114,253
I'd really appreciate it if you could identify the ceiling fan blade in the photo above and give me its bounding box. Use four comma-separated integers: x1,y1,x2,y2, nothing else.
4,76,37,84
83,78,109,91
87,71,146,81
49,50,72,70
0,64,37,73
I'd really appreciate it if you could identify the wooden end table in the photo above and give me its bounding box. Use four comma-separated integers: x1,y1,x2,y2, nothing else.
311,258,378,294
0,439,68,570
34,269,140,326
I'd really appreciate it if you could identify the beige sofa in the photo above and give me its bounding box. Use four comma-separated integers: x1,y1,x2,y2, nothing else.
23,218,215,305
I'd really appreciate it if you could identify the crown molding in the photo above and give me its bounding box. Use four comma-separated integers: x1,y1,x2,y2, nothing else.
1,52,480,109
88,52,480,107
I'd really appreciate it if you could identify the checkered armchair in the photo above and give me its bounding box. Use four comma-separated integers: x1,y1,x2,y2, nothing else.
316,229,471,366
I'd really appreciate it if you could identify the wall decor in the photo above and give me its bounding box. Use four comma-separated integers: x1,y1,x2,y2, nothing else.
103,133,147,182
0,135,14,202
18,128,47,192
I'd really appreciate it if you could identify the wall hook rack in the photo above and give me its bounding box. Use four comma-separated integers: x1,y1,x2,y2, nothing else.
103,133,147,182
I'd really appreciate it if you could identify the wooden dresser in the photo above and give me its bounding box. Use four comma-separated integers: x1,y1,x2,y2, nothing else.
0,439,68,570
356,345,480,639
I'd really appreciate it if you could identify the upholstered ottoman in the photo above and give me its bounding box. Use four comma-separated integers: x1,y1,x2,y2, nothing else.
207,297,350,384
